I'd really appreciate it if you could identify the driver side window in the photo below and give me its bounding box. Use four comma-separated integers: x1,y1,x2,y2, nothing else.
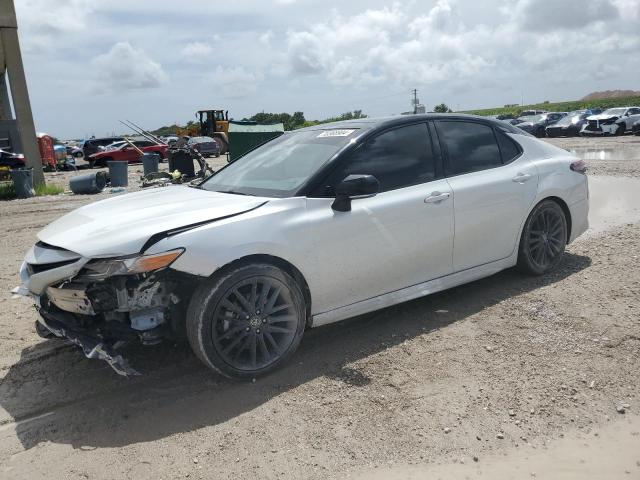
315,123,436,196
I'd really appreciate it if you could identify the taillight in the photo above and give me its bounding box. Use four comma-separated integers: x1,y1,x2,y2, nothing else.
570,159,587,174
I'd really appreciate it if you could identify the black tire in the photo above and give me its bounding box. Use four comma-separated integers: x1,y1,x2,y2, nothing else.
186,263,307,379
615,124,625,136
517,200,567,275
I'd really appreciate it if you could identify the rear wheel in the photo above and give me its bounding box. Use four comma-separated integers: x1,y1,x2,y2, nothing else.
186,264,306,379
517,200,567,275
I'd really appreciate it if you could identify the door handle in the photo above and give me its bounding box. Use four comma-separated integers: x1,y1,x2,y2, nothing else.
424,192,451,204
512,173,532,183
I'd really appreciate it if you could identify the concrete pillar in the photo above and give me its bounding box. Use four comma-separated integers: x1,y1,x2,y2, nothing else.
0,0,44,185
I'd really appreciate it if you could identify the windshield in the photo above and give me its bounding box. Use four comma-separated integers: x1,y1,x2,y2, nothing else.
602,108,625,116
201,128,359,197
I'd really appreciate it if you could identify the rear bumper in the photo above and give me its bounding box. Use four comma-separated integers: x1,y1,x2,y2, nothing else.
568,195,589,243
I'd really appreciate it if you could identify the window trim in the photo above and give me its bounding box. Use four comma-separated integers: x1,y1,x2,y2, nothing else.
306,121,443,198
433,119,521,178
494,128,523,165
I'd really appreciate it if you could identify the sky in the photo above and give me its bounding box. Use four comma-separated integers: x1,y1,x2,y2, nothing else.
13,0,640,139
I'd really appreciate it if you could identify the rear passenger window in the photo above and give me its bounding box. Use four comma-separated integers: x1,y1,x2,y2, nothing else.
317,123,436,194
496,130,521,164
436,121,502,175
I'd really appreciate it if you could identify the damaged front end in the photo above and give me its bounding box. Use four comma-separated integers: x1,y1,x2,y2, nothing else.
580,117,622,136
14,242,195,376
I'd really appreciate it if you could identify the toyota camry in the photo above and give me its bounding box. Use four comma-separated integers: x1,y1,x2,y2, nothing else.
14,114,589,378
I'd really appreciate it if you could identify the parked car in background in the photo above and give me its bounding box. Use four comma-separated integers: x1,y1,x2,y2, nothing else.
82,137,124,158
188,136,220,157
632,119,640,136
88,142,168,167
516,112,568,137
14,115,589,378
520,109,547,116
545,110,591,137
163,135,179,146
0,148,25,169
101,139,162,153
66,145,83,158
580,107,640,136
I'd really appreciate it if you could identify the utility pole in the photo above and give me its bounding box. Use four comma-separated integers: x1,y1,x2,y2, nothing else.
0,0,44,185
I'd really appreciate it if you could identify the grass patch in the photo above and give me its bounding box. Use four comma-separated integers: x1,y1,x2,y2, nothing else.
35,183,65,196
461,95,640,117
0,181,64,200
0,182,15,200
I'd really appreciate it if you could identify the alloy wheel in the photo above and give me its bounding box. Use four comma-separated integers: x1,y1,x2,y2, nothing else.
527,206,565,270
211,276,299,371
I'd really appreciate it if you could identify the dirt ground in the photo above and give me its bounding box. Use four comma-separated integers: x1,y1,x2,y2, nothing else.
0,138,639,479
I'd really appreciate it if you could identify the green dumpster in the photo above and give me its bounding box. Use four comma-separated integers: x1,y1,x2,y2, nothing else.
228,121,284,162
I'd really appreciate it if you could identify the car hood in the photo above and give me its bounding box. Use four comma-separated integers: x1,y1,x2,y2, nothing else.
586,114,618,121
37,186,268,257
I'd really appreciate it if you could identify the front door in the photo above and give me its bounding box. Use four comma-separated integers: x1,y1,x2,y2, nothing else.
305,123,454,315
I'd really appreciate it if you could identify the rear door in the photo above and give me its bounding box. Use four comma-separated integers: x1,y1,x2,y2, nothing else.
434,120,538,272
305,123,454,313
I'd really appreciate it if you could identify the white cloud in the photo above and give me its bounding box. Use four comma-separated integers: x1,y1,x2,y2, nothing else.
15,0,98,52
91,42,168,93
181,41,213,58
208,66,264,99
510,0,619,31
259,30,274,44
284,0,640,94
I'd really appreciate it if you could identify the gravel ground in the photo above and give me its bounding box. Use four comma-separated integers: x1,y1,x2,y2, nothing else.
0,139,639,479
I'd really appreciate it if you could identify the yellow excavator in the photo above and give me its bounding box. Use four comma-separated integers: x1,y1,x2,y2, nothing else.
178,109,230,154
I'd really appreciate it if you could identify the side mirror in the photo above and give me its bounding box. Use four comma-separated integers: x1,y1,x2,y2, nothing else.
332,174,380,212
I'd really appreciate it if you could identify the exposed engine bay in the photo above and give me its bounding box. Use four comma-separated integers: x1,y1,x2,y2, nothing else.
15,241,196,376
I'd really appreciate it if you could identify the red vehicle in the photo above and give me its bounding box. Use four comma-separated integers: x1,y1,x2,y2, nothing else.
88,140,168,167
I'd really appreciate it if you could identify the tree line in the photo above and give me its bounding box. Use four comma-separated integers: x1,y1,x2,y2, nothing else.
151,110,368,135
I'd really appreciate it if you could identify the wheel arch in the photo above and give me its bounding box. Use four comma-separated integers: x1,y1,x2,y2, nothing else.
522,195,572,246
207,254,312,327
543,196,572,243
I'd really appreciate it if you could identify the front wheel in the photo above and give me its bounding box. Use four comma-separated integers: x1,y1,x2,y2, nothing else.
186,264,307,379
517,200,567,275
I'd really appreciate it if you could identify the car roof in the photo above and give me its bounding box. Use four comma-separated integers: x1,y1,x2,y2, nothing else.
294,113,519,134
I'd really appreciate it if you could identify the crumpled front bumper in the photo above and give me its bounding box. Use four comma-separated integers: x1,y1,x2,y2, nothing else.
580,122,619,136
37,306,140,377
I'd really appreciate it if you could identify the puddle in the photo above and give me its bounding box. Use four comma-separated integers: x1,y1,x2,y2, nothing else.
588,176,640,234
569,148,638,161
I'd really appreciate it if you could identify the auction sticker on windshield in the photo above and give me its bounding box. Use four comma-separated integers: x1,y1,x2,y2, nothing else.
317,129,356,137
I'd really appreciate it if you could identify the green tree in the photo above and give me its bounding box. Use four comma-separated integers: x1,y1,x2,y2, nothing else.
434,103,452,113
